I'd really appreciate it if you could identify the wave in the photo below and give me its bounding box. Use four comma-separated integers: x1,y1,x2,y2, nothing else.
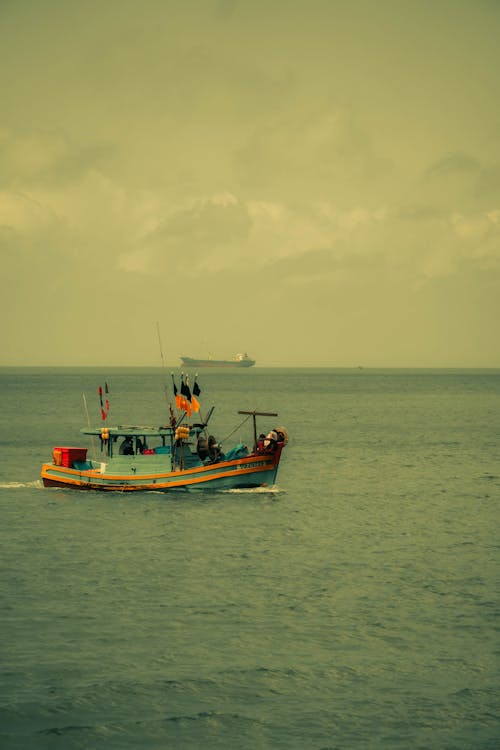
0,480,43,489
225,485,281,494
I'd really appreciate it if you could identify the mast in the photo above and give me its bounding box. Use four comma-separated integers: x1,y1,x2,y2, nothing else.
238,410,278,451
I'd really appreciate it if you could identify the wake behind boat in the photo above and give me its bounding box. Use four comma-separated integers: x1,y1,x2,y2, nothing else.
40,378,287,493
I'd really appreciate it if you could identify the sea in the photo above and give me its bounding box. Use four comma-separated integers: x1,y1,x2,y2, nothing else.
0,367,498,750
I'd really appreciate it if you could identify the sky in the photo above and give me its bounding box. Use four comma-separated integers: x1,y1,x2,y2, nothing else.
1,0,499,367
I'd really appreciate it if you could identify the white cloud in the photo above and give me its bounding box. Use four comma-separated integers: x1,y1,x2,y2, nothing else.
0,191,54,233
204,191,238,207
0,129,68,184
451,212,491,241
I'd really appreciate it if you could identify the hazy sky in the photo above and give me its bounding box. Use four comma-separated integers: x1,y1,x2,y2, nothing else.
1,0,499,367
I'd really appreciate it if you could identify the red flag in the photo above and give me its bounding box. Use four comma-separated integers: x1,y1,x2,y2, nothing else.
99,384,110,421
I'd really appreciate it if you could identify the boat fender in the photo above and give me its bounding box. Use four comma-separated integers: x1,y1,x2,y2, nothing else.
175,425,190,442
100,426,110,451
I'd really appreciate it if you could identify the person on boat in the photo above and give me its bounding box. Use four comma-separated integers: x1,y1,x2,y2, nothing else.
136,437,144,454
263,430,278,452
119,436,134,455
207,435,223,462
256,433,266,452
197,434,209,461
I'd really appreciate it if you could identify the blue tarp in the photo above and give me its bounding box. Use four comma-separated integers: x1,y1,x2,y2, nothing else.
223,443,249,461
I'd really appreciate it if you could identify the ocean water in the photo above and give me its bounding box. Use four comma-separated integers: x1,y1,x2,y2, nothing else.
0,367,498,750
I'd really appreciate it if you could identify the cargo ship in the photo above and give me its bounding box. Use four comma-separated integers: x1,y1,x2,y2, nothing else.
180,353,255,368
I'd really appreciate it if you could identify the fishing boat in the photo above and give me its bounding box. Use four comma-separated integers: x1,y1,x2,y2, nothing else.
40,396,288,493
180,353,255,368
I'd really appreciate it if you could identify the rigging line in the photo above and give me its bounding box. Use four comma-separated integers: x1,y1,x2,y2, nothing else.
156,321,166,371
156,321,170,407
221,414,252,444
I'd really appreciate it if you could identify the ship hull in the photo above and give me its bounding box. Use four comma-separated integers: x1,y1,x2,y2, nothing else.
41,449,282,492
181,357,255,368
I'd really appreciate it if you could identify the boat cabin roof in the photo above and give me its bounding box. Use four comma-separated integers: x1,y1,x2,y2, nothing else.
81,425,175,438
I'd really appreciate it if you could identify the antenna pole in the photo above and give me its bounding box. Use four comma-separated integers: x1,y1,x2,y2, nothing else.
82,393,97,461
156,321,171,412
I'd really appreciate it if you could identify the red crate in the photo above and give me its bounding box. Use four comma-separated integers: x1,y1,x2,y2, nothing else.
53,446,88,467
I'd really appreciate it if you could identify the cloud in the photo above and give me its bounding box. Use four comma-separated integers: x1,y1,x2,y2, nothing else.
0,0,499,365
422,151,500,209
0,190,54,234
2,134,497,299
0,128,112,189
236,108,393,201
118,193,253,274
425,152,481,179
